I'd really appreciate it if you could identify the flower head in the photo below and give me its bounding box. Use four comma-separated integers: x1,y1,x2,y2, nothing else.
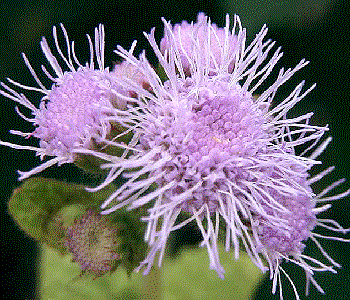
160,12,238,76
89,14,350,298
0,24,131,179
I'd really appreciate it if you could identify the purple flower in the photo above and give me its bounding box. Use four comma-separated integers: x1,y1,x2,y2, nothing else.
160,12,238,75
35,14,346,298
0,25,127,179
89,14,350,298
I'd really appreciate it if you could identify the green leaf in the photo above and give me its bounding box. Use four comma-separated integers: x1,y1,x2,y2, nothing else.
40,245,144,300
39,243,264,300
162,245,263,300
8,177,116,254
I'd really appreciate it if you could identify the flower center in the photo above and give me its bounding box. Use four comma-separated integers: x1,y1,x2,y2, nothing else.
142,80,268,213
186,90,266,165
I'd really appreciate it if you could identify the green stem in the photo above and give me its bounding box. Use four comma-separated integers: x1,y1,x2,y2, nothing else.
141,264,162,300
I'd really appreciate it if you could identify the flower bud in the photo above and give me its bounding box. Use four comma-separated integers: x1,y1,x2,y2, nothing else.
65,209,122,277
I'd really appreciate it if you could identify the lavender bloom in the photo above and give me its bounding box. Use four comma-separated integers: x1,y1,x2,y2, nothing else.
80,14,349,298
0,25,128,179
160,12,238,75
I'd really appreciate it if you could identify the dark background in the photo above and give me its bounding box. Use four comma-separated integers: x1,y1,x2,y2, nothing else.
1,0,349,299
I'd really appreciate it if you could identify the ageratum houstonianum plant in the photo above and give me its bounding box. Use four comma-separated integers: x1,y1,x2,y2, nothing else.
1,13,349,300
74,14,349,299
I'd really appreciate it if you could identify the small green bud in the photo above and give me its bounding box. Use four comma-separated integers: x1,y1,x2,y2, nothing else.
65,208,148,277
65,209,122,277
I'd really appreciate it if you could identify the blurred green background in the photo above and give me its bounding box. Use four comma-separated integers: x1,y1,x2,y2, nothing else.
1,0,349,299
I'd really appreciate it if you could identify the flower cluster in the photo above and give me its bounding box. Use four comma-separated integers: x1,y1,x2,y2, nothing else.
1,14,349,299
